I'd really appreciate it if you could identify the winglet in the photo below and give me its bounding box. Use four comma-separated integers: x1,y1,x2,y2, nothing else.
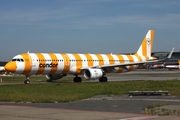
167,47,175,59
162,47,175,63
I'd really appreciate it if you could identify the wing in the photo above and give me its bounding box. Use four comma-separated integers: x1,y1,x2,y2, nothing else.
81,60,158,70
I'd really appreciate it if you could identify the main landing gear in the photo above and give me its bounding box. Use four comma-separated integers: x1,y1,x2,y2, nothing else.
99,76,108,82
73,75,108,82
73,75,82,83
24,75,30,84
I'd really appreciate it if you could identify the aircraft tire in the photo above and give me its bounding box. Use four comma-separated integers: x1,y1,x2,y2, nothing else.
24,80,30,84
47,80,53,82
74,77,82,83
99,77,108,82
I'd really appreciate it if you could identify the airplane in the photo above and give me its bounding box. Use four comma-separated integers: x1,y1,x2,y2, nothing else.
0,66,5,71
165,60,180,70
5,30,161,84
150,63,165,69
0,66,5,72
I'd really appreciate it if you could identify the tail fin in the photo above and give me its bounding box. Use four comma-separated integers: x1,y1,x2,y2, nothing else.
178,60,180,65
135,30,154,59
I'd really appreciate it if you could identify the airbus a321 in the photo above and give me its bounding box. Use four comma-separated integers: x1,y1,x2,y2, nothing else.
5,30,159,84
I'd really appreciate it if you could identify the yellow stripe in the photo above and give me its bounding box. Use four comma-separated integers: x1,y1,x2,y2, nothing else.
150,30,154,54
116,54,124,64
48,53,58,74
21,54,32,74
95,54,104,66
84,54,93,67
135,54,142,62
127,55,134,71
36,53,45,75
61,54,70,74
127,55,134,72
115,54,124,73
6,61,16,73
106,54,114,64
127,55,134,62
73,54,82,74
142,38,147,57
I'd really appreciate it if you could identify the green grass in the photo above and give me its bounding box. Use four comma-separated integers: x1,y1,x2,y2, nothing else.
0,75,77,83
0,76,180,103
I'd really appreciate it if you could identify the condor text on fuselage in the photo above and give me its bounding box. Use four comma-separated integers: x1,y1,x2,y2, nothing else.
39,62,58,68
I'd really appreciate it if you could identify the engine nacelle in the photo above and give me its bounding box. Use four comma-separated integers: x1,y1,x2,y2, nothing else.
84,68,103,80
45,74,65,81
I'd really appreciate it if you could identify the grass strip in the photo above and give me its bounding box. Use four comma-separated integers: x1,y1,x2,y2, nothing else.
0,77,180,103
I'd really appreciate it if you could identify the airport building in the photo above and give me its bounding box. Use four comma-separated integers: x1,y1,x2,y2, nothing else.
146,52,180,69
0,61,7,66
152,52,180,60
152,52,180,65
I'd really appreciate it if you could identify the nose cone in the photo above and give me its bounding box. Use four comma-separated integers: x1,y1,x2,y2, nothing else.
5,62,17,73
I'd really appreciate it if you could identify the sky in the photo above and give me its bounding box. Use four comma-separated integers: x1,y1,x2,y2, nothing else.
0,0,180,61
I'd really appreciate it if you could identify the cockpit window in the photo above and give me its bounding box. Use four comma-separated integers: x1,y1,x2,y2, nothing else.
12,59,16,61
12,58,24,62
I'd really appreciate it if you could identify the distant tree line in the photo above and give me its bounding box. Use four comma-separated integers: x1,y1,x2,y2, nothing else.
0,61,7,66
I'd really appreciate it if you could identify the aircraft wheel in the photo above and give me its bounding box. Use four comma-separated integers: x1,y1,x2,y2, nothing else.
47,80,53,82
24,80,30,84
99,77,108,82
74,77,82,83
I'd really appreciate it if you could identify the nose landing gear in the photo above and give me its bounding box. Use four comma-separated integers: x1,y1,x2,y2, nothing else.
24,75,30,84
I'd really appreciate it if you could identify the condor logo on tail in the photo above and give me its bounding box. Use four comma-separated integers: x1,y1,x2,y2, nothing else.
39,63,58,68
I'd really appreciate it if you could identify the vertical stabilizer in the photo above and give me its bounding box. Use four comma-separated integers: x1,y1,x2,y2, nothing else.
135,30,154,59
178,60,180,65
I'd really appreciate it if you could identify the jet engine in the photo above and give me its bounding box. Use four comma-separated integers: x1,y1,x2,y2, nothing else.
45,74,65,81
84,68,103,80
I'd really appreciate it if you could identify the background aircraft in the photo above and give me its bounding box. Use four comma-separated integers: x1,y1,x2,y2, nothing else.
0,66,5,72
165,60,180,70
